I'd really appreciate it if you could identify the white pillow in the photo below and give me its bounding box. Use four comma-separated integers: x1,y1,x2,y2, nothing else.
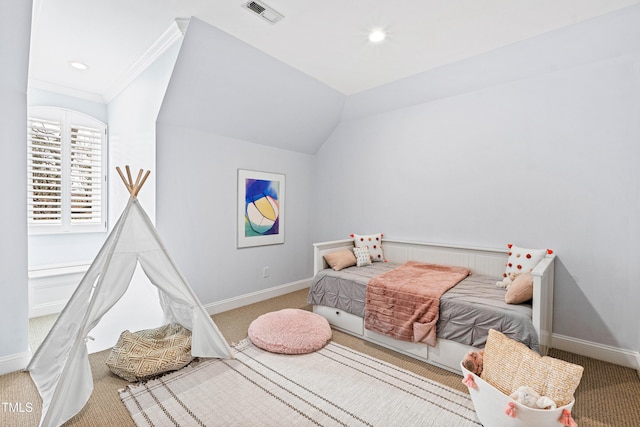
502,244,546,279
353,246,373,267
351,233,384,262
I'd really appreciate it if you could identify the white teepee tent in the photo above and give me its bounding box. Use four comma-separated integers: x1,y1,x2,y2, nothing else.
27,166,233,427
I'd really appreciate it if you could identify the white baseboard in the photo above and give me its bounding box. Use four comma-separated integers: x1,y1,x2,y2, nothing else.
552,333,640,371
30,300,68,318
203,278,311,315
0,351,32,376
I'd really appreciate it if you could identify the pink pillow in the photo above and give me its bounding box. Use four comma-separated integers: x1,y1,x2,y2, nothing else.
323,250,356,271
248,309,332,354
505,273,533,304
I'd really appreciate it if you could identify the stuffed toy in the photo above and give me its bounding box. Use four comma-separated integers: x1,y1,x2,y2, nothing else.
496,271,519,289
461,349,484,375
509,385,557,410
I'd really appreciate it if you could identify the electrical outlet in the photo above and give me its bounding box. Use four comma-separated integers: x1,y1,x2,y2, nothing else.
262,266,270,278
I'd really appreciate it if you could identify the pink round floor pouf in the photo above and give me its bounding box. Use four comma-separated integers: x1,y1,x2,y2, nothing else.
247,308,332,354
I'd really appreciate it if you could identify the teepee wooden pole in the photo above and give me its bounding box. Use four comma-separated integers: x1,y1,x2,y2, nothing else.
116,166,132,194
133,168,144,190
125,165,133,188
133,170,151,197
116,165,151,198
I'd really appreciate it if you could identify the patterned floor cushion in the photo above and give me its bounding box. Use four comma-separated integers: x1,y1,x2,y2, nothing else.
106,323,194,381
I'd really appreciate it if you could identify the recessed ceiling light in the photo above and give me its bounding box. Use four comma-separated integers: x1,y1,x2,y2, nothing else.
368,29,386,43
68,61,89,70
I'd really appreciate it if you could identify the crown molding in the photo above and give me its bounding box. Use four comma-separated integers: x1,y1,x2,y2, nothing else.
28,78,107,104
28,18,188,105
102,18,187,103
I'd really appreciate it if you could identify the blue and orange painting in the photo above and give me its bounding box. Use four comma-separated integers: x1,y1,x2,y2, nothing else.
244,178,280,237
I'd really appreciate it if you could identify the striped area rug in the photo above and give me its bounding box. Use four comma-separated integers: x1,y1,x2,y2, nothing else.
120,339,480,426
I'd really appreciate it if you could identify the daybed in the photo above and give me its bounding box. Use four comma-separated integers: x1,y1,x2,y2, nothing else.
307,238,555,374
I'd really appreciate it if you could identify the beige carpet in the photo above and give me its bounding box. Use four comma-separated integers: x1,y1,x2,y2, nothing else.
121,338,480,426
2,288,640,426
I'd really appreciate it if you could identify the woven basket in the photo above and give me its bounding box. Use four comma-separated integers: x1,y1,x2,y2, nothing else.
461,329,583,427
481,330,583,407
106,323,194,382
462,363,575,427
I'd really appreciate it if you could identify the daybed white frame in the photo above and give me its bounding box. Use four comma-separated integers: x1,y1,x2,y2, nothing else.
312,238,555,374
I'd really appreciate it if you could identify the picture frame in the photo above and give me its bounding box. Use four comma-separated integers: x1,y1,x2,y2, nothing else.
237,169,285,248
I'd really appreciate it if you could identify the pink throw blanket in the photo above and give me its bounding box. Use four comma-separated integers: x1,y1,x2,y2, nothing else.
364,261,470,346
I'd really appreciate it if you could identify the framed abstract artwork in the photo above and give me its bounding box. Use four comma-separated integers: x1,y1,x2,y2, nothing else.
237,169,285,248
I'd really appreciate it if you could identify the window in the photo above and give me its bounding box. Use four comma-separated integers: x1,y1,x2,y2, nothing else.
27,107,107,234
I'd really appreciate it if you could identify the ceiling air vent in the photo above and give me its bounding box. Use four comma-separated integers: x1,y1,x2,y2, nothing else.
242,1,284,24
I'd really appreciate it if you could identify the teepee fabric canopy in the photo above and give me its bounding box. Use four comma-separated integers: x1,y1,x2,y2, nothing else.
27,167,233,427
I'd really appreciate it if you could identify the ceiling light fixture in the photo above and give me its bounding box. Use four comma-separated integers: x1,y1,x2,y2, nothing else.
368,29,386,43
68,61,89,70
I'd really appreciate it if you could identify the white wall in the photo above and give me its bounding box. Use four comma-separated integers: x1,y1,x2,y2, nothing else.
315,6,640,353
158,18,345,155
155,18,341,305
84,36,183,353
107,41,181,225
0,0,32,374
157,126,315,303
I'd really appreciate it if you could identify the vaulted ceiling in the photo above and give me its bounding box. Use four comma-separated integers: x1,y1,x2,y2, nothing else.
29,0,640,103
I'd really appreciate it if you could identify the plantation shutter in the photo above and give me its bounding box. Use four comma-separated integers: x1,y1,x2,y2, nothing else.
69,124,103,224
27,107,107,233
27,117,63,224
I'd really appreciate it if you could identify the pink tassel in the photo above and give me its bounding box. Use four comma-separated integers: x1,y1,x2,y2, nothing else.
560,409,578,427
504,402,516,418
462,374,477,389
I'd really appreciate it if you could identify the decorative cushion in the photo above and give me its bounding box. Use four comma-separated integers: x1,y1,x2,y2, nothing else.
106,323,194,382
353,246,372,267
351,233,385,262
323,249,357,271
481,329,583,407
502,244,546,279
248,308,332,354
505,273,533,304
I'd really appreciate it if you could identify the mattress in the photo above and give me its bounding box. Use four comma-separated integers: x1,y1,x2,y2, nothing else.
307,262,539,352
